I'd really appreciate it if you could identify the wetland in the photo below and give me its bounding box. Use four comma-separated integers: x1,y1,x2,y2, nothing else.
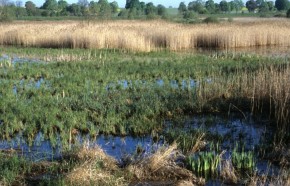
0,20,290,185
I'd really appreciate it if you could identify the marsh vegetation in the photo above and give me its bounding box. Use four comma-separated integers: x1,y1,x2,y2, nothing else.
0,19,290,185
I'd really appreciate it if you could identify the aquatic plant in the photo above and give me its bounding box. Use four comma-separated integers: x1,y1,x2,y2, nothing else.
231,146,255,170
187,151,221,176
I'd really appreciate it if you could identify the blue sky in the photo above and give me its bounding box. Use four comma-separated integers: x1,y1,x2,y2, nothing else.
32,0,193,8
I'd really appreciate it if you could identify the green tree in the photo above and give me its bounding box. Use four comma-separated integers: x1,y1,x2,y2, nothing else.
145,2,156,15
118,8,128,17
287,8,290,17
178,2,187,13
88,1,99,15
183,10,196,19
110,1,118,13
15,0,26,18
214,3,221,12
267,1,275,11
58,0,68,15
188,0,206,13
275,0,289,10
205,0,216,13
157,4,166,16
229,1,235,11
0,2,15,21
67,3,82,16
259,0,269,12
125,0,140,9
232,0,244,13
98,0,111,18
78,0,89,16
140,1,145,11
256,0,263,7
124,0,143,18
220,0,229,12
78,0,88,7
25,1,38,16
246,0,257,12
42,0,58,11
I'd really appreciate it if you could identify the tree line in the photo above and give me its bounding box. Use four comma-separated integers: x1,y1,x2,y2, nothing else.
179,0,289,16
0,0,168,21
0,0,290,21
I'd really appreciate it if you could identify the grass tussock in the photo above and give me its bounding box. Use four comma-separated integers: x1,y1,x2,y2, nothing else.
1,20,290,51
248,169,290,186
127,143,200,184
65,143,125,186
220,160,238,184
64,142,200,185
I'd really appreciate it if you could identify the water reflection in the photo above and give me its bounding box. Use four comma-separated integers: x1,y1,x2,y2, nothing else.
0,132,62,162
0,133,163,162
166,114,269,150
0,54,42,65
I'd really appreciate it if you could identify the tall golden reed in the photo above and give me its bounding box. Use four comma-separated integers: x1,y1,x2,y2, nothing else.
197,62,290,135
0,19,290,51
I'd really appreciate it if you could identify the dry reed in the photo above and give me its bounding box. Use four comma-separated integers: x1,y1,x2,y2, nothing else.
1,19,290,51
127,143,199,184
220,160,238,184
64,142,201,185
195,61,290,136
65,142,125,186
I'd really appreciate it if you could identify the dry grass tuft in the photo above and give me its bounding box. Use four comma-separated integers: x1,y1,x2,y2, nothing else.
70,142,117,169
268,169,290,186
65,142,126,186
176,180,197,186
127,143,199,184
64,142,200,185
66,165,126,186
190,133,207,154
220,159,238,184
248,168,290,186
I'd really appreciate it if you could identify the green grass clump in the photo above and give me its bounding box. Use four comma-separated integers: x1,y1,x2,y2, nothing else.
232,146,255,170
0,153,29,185
187,151,221,176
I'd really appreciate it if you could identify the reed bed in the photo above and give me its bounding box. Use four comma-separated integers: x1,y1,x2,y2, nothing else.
1,20,290,51
196,61,290,136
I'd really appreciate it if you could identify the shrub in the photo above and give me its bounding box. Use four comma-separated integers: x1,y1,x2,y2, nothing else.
274,12,286,17
227,17,233,22
260,13,271,17
287,9,290,18
183,11,196,19
203,16,219,23
0,7,14,22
